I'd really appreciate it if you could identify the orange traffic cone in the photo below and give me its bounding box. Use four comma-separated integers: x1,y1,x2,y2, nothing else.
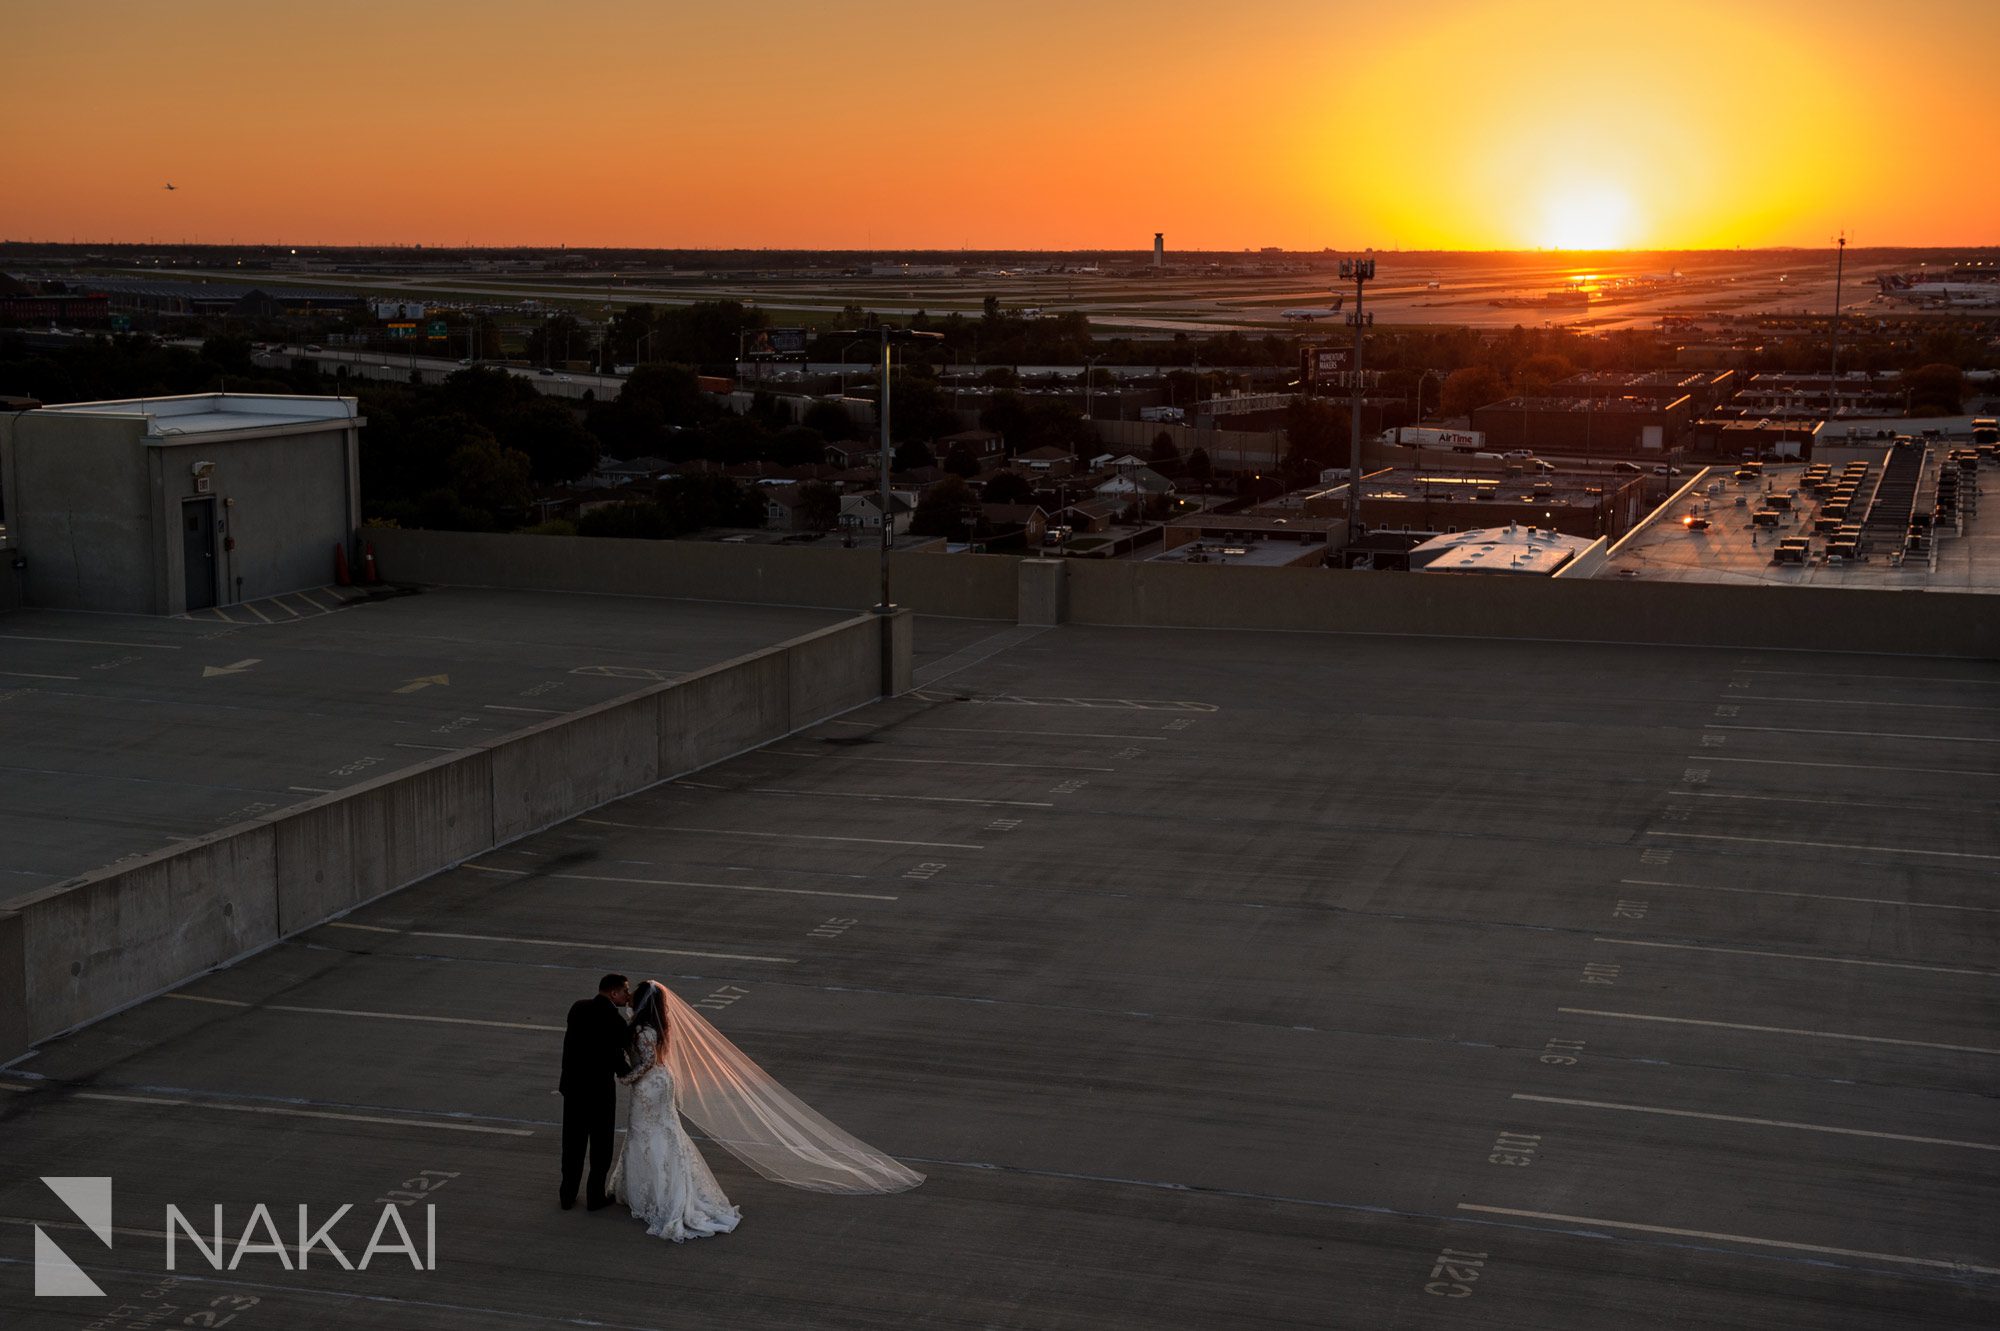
361,542,380,585
334,542,352,586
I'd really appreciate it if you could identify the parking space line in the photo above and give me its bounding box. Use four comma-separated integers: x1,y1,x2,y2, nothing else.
0,633,181,649
1621,878,2000,915
1690,755,2000,779
1706,723,2000,745
238,600,274,625
749,786,1055,808
289,784,334,794
393,741,465,752
1510,1094,2000,1152
0,670,80,680
463,861,899,901
1649,830,2000,861
485,704,567,714
326,920,796,964
768,749,1113,773
823,721,1170,743
69,1090,535,1135
1737,695,2000,712
1738,669,2000,686
1593,937,1999,978
164,992,562,1031
1455,1204,2000,1277
1671,791,1938,811
577,815,981,850
1557,1007,2000,1056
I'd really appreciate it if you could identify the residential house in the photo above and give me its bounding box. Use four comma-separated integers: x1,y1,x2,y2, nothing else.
977,503,1050,550
937,428,1007,467
1017,445,1079,476
838,491,913,537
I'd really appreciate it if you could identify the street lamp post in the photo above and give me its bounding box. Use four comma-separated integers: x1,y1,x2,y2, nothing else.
836,325,944,614
1339,258,1376,553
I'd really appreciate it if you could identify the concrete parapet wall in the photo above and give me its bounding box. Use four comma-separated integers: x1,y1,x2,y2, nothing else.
489,695,658,844
1062,559,1996,657
368,528,1017,619
4,613,900,1060
1552,537,1610,579
16,825,281,1043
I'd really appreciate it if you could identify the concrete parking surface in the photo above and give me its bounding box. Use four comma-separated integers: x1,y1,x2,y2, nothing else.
0,589,986,902
2,623,1996,1328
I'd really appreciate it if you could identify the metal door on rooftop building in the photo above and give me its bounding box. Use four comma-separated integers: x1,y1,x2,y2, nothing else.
182,497,217,611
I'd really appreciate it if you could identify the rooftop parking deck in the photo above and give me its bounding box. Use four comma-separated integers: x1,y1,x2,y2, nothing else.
4,622,1995,1329
0,590,1002,903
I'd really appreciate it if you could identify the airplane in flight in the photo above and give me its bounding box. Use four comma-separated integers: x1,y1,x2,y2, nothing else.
163,183,176,191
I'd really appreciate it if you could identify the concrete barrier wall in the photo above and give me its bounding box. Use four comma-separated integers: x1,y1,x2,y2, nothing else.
367,528,1018,619
1062,559,1997,658
5,613,901,1057
1551,537,1610,579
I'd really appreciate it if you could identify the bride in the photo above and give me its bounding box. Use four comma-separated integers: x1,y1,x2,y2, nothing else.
609,980,923,1241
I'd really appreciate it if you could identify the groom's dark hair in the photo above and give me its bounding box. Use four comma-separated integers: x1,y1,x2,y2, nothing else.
598,973,628,993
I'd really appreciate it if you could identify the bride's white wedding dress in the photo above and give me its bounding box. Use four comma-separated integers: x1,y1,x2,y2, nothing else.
610,1027,741,1242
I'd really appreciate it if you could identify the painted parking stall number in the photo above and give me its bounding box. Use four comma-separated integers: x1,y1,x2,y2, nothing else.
1488,1131,1541,1167
985,818,1022,833
1611,899,1648,920
808,918,857,940
904,862,946,881
695,985,749,1013
1424,1249,1490,1299
1580,962,1620,986
1539,1037,1585,1067
1050,780,1087,796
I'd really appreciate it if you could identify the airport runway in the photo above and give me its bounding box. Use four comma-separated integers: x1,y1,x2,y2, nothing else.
3,623,1994,1328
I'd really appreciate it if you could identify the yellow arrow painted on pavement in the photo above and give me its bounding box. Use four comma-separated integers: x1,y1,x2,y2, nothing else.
394,674,450,694
201,658,262,678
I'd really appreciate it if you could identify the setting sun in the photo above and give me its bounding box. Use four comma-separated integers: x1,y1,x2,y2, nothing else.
1541,183,1637,250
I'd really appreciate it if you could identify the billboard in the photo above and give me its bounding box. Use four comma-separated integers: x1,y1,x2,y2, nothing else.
1300,347,1349,382
745,327,810,359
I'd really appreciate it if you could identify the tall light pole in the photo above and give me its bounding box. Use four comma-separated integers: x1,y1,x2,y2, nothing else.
1827,231,1847,430
839,325,944,613
1340,257,1376,551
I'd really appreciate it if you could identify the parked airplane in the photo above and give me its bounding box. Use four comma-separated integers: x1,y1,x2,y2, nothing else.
1281,298,1346,321
1877,275,2000,306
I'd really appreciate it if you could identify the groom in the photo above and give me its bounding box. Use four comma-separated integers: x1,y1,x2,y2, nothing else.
560,972,633,1211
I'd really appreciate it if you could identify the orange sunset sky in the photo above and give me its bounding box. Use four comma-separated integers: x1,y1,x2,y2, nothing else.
5,0,1996,251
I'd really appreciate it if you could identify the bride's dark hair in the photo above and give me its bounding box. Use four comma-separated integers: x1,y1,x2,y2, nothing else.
627,980,671,1065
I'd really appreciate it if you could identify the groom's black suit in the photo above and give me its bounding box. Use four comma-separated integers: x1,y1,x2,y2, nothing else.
560,993,632,1209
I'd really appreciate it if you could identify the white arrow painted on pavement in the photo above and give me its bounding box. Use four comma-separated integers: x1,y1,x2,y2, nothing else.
201,658,262,678
394,674,450,694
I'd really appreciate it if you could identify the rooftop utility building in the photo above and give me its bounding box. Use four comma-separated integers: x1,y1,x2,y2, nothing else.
0,392,363,614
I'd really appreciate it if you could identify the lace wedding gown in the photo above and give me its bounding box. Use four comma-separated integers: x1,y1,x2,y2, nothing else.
610,1027,742,1241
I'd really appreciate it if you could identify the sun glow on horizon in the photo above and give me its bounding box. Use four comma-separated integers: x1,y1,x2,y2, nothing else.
1540,184,1638,251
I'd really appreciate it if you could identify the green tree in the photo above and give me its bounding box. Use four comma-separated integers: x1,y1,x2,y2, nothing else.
803,399,857,439
911,475,976,538
980,470,1035,504
892,439,936,472
1185,447,1213,483
446,432,533,525
1440,366,1510,418
496,397,599,484
795,480,842,532
1902,362,1963,415
1148,431,1181,466
942,447,980,478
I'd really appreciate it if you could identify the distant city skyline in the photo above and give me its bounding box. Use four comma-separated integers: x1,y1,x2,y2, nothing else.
5,0,1996,251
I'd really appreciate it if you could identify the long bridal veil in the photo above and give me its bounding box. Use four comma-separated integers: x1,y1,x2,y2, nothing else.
640,980,924,1195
